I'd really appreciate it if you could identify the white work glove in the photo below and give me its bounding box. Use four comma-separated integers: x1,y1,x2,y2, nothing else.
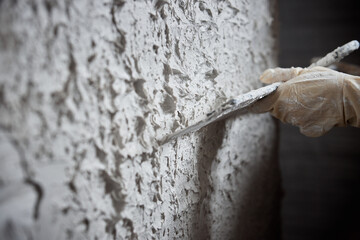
252,66,360,137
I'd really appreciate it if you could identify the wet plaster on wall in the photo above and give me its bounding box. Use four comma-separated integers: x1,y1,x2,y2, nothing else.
0,0,280,239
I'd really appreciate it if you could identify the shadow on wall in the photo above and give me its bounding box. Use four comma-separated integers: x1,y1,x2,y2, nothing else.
191,114,282,240
233,118,281,240
192,120,225,239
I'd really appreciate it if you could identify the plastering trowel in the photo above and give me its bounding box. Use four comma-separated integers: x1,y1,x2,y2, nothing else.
161,40,359,143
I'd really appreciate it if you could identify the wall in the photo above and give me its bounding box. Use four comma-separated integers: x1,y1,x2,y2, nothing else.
0,0,280,239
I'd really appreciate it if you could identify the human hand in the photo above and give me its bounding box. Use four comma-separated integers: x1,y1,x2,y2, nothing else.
252,66,360,137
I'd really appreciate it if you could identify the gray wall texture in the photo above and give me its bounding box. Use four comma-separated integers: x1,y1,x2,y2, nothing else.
0,0,280,239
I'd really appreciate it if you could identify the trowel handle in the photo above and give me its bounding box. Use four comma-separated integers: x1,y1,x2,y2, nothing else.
310,40,359,68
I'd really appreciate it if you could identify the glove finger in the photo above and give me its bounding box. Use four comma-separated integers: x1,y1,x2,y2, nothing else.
260,67,303,84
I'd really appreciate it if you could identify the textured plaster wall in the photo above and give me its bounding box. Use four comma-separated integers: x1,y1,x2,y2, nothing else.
0,0,280,239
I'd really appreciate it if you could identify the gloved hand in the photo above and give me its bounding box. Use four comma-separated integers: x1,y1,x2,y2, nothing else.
252,66,360,137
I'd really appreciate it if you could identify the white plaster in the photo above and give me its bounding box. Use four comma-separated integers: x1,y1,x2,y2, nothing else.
0,0,280,239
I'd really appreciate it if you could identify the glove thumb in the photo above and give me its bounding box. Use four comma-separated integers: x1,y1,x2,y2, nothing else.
260,67,303,84
249,90,279,114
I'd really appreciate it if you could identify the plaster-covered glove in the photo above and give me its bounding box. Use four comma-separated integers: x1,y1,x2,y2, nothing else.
252,66,360,137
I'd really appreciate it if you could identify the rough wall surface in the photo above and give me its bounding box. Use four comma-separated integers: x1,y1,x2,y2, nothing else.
0,0,280,239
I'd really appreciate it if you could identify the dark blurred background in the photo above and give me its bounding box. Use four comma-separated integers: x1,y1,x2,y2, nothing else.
278,0,360,239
